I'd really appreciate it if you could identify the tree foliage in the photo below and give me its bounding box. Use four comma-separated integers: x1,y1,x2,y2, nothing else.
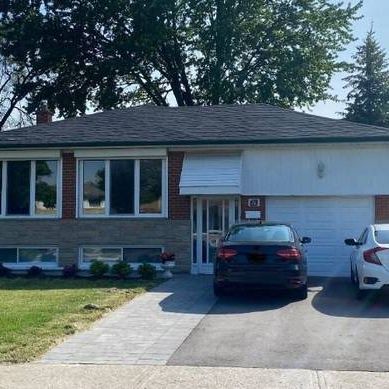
0,0,361,119
343,29,389,127
0,57,34,129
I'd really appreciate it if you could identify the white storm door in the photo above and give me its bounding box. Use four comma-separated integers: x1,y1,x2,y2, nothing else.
191,197,240,274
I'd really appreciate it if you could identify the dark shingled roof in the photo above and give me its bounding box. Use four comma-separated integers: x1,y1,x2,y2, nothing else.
1,103,389,149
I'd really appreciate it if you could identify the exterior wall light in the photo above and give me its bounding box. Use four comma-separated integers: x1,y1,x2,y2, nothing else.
317,161,325,179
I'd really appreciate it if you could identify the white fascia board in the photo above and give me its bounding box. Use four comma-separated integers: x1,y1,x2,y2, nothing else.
0,150,60,159
180,186,241,195
74,148,167,158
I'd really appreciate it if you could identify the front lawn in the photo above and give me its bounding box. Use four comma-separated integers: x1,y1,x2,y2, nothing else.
0,277,159,363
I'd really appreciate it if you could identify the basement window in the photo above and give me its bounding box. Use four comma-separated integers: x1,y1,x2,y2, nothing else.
81,247,122,263
0,247,58,265
79,246,163,267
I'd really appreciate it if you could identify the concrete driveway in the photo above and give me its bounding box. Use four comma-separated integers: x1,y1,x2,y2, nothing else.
168,277,389,372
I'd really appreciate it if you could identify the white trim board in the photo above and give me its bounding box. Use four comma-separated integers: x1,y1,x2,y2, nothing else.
0,150,60,159
74,148,167,158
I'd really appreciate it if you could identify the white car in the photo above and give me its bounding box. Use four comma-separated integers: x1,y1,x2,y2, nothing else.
345,224,389,298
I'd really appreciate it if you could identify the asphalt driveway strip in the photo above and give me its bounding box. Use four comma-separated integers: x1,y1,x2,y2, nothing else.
168,277,389,372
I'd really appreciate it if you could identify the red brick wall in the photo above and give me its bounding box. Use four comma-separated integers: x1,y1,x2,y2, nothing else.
36,110,53,124
241,196,266,221
62,152,77,219
375,196,389,222
168,151,190,220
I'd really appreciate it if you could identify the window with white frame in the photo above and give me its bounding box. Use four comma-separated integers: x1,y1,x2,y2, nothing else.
0,247,58,264
80,246,163,265
0,160,60,217
79,158,165,217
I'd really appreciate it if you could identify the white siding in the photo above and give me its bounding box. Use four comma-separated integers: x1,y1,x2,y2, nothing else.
267,196,374,277
180,153,241,195
242,144,389,195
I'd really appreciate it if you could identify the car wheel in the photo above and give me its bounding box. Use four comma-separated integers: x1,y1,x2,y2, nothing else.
295,284,308,300
213,282,225,297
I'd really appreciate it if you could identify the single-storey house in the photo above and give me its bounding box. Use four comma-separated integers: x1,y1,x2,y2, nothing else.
0,103,389,277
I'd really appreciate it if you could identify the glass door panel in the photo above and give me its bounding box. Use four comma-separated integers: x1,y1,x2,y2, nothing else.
192,200,197,264
191,197,240,274
202,199,207,263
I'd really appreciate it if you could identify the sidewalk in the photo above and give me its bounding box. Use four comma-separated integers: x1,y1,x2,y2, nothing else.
1,364,388,389
41,275,216,365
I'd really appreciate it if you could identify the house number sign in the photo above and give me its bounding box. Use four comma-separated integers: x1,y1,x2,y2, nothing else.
248,198,261,208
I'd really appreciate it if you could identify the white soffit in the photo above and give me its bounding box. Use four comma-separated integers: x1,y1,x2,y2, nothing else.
180,153,242,195
74,148,167,158
0,150,60,159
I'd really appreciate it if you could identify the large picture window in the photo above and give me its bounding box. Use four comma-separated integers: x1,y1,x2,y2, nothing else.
82,160,106,215
79,158,165,217
110,160,134,215
0,160,59,217
7,161,31,215
35,160,58,216
140,159,162,214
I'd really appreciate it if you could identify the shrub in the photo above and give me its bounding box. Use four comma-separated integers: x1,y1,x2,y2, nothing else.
111,262,132,279
62,264,78,278
27,266,43,277
89,260,109,278
138,263,157,280
0,263,10,277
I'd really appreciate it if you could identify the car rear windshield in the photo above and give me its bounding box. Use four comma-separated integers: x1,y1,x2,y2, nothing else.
225,225,294,243
374,229,389,244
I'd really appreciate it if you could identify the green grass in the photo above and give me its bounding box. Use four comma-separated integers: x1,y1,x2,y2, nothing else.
0,277,159,363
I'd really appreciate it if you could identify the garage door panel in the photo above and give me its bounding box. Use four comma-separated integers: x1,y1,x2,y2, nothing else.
309,246,338,255
337,212,372,223
267,196,373,277
305,214,334,223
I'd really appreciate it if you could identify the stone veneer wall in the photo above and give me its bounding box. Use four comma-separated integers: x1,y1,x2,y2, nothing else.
0,219,191,272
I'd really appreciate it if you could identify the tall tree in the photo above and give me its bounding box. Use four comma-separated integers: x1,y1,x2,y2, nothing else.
0,0,361,119
0,57,34,130
343,29,389,127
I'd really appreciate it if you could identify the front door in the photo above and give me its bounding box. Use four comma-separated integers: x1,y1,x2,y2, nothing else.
191,197,240,274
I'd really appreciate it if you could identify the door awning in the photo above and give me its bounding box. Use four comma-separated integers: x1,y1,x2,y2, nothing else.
179,153,241,195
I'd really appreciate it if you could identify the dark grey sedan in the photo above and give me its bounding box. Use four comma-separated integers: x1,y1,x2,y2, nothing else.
213,223,311,299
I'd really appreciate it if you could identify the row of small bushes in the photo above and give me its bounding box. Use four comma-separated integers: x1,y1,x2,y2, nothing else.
89,260,157,279
0,261,157,280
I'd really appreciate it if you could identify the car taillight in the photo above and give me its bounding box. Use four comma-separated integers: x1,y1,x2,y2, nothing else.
217,248,237,261
277,248,302,261
363,247,385,265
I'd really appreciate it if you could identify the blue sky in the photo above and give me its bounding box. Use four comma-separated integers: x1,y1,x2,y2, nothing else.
308,0,389,118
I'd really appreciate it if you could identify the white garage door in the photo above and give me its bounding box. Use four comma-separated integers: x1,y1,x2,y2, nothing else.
267,197,374,277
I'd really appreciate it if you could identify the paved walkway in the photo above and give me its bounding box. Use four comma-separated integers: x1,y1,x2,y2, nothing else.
40,275,216,365
2,364,388,389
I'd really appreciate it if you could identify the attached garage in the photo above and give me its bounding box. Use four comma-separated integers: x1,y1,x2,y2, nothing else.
267,197,374,277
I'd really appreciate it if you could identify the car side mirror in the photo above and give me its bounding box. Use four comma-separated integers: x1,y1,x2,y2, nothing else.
345,238,359,246
301,237,311,244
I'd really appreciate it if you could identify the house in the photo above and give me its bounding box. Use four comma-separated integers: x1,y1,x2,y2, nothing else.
0,103,389,277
